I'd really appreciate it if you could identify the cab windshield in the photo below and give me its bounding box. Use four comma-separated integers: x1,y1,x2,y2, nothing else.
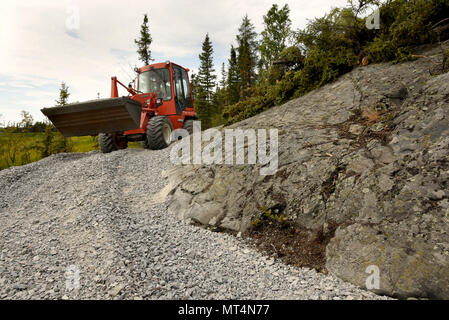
138,68,172,100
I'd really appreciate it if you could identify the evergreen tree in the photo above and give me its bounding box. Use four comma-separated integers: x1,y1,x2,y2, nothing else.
190,73,198,100
55,82,70,106
196,33,217,129
227,46,241,105
236,15,258,91
217,63,228,107
197,33,217,102
52,82,71,153
211,84,226,127
134,13,153,65
195,85,210,129
259,4,291,73
220,63,227,89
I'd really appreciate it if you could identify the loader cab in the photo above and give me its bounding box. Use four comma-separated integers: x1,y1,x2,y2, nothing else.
132,62,195,132
136,62,194,114
137,67,172,101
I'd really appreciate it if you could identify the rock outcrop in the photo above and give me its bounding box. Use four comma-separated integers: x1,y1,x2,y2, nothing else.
167,42,449,299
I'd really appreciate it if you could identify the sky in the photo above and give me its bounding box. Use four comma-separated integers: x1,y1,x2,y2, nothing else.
0,0,349,125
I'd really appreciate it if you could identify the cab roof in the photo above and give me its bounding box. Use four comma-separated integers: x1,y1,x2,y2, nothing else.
138,62,189,73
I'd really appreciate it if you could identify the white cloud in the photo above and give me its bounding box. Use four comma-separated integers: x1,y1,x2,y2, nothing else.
0,0,348,123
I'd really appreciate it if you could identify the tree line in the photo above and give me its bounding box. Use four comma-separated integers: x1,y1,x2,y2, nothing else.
192,4,292,129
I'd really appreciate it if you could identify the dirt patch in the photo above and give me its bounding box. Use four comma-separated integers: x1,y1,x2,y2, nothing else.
244,218,339,273
336,110,395,147
319,105,397,148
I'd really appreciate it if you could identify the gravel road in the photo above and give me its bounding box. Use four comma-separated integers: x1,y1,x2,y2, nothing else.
0,148,389,299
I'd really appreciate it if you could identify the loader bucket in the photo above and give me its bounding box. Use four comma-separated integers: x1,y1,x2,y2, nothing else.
41,97,142,137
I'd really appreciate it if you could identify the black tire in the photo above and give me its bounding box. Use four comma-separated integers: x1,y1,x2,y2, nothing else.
182,119,194,135
140,138,150,149
98,133,128,153
146,116,173,150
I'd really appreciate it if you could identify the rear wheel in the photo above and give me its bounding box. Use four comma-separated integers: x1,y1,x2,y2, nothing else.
146,116,173,150
182,119,194,135
98,133,128,153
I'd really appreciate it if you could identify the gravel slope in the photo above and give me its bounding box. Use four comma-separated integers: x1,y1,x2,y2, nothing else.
0,148,389,299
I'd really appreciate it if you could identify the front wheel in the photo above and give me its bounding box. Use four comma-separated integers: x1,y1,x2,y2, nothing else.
146,116,173,150
98,133,128,153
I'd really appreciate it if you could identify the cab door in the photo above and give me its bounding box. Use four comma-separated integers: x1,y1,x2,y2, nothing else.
173,66,192,115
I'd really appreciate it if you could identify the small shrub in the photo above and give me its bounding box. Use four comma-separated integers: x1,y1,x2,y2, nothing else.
251,204,288,228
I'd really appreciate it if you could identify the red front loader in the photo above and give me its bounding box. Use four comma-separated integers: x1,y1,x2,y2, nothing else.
41,61,197,153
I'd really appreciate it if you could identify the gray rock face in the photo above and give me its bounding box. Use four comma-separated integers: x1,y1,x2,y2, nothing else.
167,42,449,299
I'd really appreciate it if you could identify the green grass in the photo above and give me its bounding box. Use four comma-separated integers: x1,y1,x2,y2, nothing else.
0,132,44,170
70,135,100,152
0,132,142,171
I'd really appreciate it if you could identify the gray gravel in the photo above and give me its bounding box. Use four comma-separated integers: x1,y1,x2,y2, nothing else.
0,148,389,299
